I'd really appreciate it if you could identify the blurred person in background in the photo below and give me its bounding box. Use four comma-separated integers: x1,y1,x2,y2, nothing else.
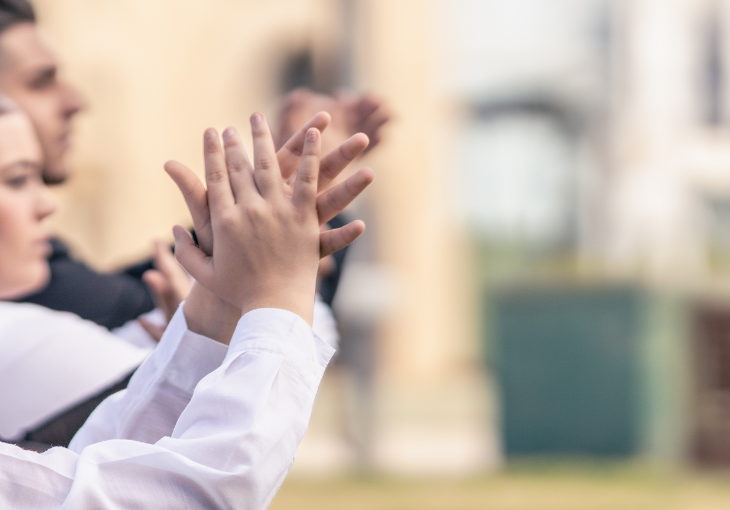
0,0,387,330
0,108,373,507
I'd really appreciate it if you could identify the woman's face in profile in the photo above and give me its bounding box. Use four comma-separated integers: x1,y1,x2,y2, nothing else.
0,110,55,299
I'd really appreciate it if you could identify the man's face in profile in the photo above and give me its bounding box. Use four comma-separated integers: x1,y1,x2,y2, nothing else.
0,22,84,184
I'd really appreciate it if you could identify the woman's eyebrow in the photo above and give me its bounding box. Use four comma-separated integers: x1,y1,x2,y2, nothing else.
0,160,42,175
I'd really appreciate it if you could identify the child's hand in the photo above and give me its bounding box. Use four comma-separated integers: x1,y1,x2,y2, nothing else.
170,114,359,324
164,112,373,259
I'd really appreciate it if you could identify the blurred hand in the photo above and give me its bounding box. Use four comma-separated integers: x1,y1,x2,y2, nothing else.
275,88,389,182
140,241,193,342
316,225,336,284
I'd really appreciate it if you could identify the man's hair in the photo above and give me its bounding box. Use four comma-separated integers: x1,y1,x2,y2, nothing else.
0,0,34,36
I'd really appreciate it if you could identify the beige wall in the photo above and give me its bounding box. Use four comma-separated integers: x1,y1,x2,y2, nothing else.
349,0,494,472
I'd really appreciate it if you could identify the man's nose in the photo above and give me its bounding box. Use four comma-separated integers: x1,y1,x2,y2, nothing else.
61,81,87,117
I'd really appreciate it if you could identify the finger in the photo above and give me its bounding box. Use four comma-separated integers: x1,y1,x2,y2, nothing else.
250,113,282,198
293,127,321,208
221,127,257,203
320,220,366,257
142,269,181,323
336,91,381,130
164,160,212,253
318,255,335,278
203,128,235,214
153,241,192,296
138,318,165,343
273,88,315,149
142,269,171,311
360,110,390,152
153,241,177,277
352,95,381,124
172,225,213,287
318,133,369,191
277,111,331,180
317,167,374,224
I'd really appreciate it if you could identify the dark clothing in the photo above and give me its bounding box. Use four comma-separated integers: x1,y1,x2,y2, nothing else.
15,239,155,330
17,213,349,330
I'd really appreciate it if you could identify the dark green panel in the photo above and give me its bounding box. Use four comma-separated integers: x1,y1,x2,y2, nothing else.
494,286,642,456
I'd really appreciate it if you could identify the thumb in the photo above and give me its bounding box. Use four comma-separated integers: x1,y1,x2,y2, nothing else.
142,269,170,305
172,225,212,287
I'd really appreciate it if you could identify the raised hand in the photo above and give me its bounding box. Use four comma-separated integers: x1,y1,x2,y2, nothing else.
275,88,389,157
169,114,369,324
165,112,373,259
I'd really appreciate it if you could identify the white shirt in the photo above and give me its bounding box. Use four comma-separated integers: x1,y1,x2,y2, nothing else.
0,302,151,441
312,294,339,350
0,305,334,509
0,295,338,442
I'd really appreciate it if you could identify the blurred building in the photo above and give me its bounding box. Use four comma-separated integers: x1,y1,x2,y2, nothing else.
451,0,730,466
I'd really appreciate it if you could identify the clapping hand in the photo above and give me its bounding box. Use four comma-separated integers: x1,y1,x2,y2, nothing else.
165,112,373,260
275,88,389,160
165,112,372,327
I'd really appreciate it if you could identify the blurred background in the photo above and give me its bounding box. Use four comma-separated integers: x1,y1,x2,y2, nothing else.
32,0,730,507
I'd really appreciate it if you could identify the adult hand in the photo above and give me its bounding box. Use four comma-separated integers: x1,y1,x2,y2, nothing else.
275,88,390,160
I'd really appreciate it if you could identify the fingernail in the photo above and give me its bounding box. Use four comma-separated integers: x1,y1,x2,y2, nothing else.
250,113,262,126
204,129,217,142
307,128,318,141
223,127,235,140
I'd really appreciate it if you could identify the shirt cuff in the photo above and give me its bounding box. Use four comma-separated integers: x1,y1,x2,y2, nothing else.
161,304,229,393
227,308,335,384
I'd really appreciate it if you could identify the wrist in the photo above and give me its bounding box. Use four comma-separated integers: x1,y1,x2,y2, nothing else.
237,278,316,326
184,282,241,345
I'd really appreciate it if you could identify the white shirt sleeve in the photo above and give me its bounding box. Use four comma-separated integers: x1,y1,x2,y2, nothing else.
312,293,339,350
69,304,228,449
0,307,335,509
